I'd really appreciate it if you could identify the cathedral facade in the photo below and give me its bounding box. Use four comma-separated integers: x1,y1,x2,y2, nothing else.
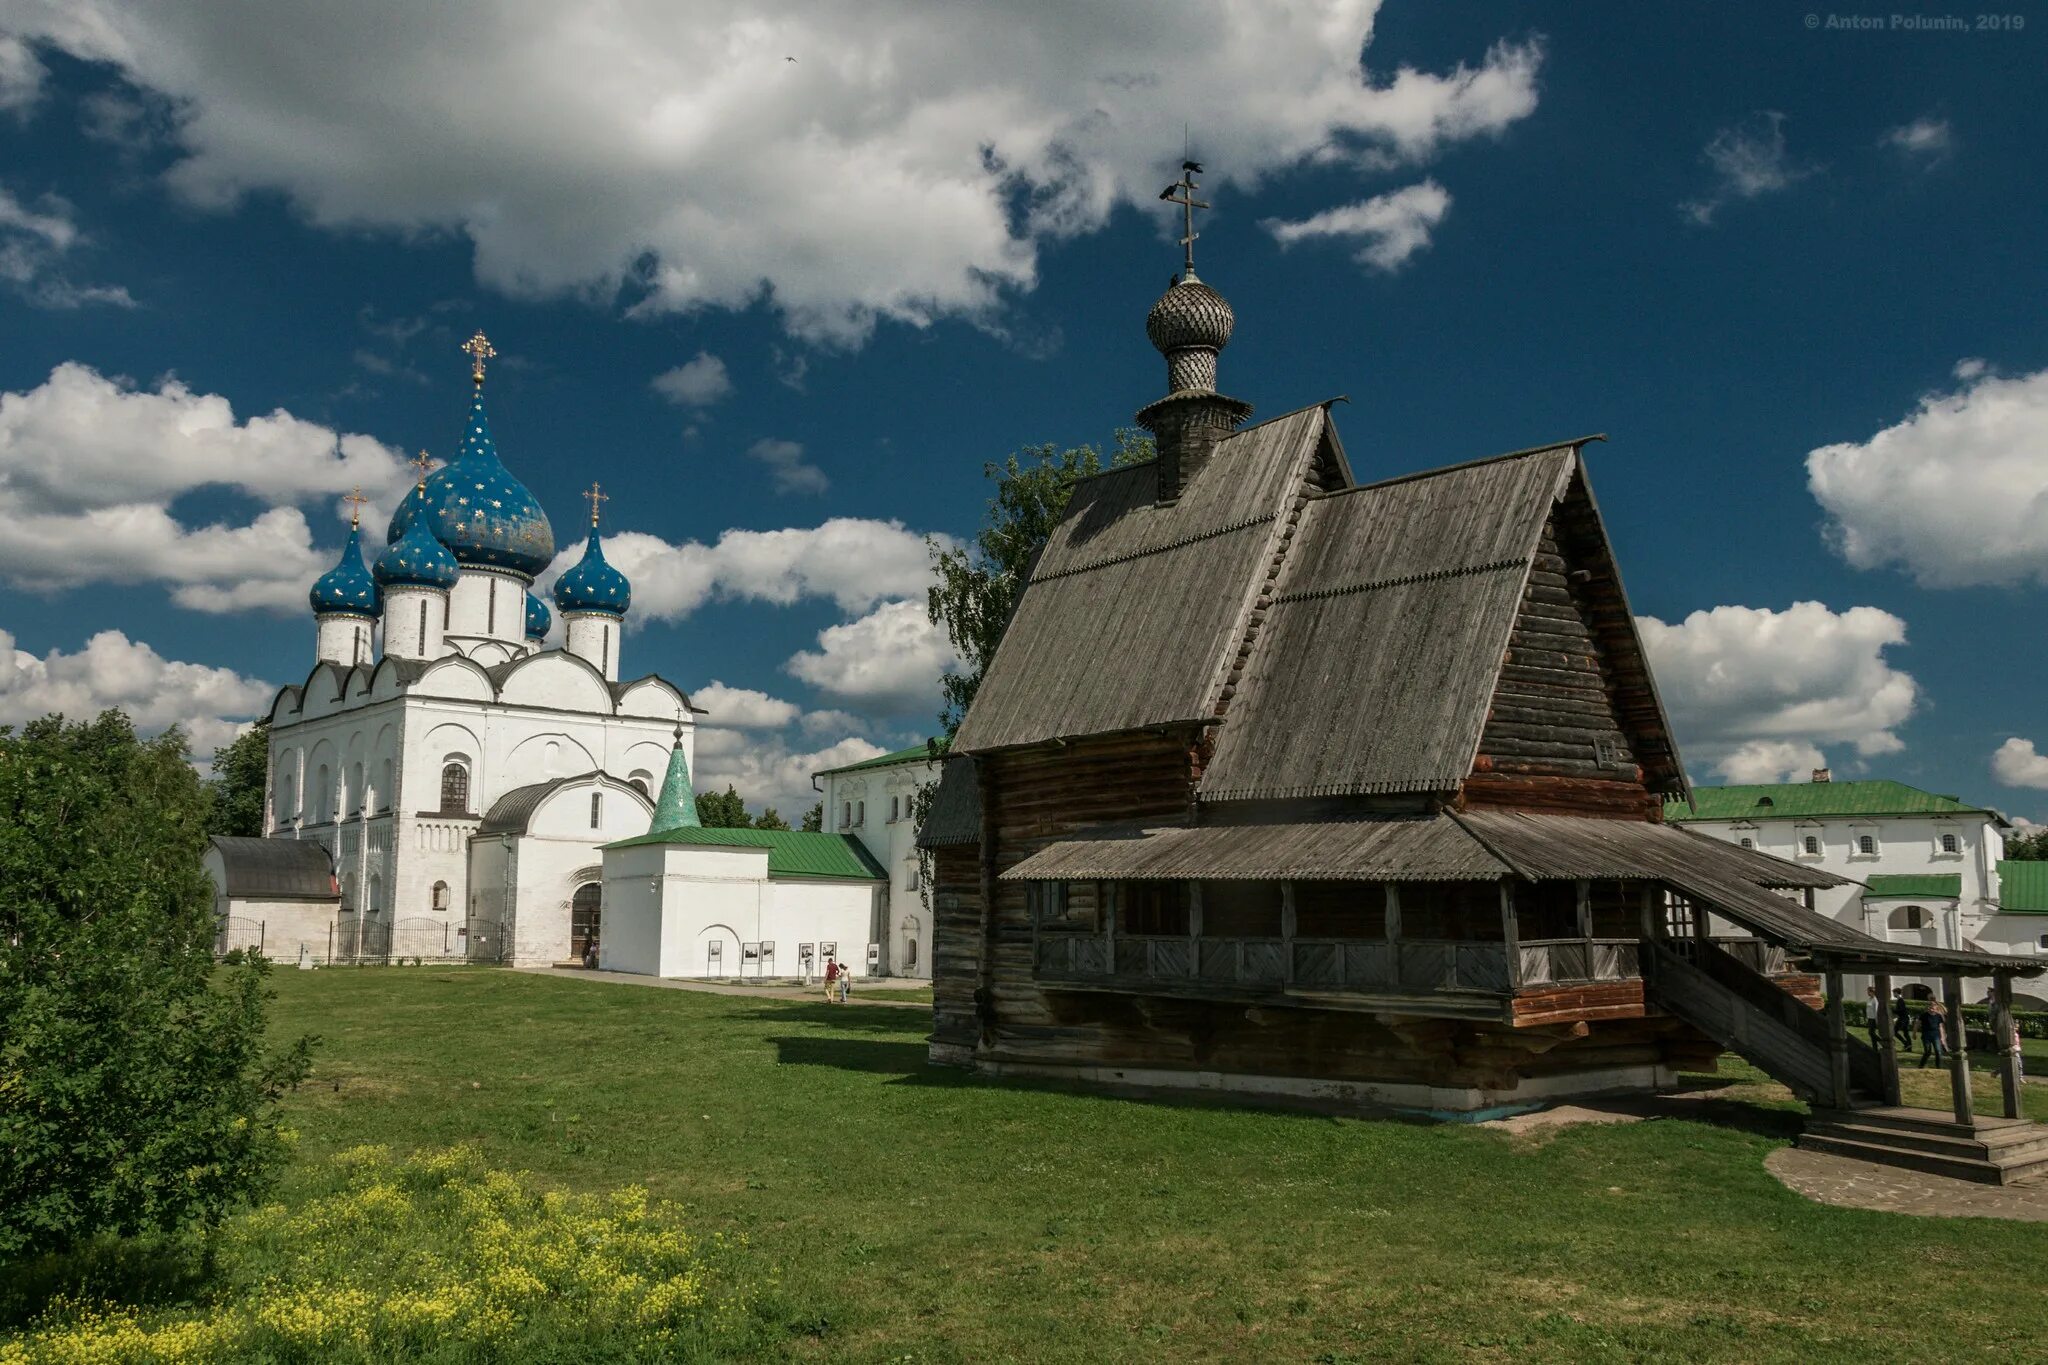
259,335,694,966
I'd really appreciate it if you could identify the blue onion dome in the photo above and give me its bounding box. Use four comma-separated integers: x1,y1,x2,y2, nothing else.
525,590,552,640
386,385,555,577
310,526,381,616
552,529,631,617
373,512,460,590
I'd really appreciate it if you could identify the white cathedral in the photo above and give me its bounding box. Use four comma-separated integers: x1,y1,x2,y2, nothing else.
250,334,695,966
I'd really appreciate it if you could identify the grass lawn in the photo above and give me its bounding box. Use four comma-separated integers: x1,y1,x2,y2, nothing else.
223,967,2048,1363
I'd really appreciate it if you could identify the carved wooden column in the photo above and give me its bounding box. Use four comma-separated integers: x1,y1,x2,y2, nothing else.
1992,972,2023,1120
1942,974,1973,1127
1872,971,1901,1106
1823,967,1852,1111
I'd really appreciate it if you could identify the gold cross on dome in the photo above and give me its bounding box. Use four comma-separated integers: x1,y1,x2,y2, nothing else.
583,481,609,527
461,330,497,385
342,486,370,529
408,449,434,491
1157,160,1209,276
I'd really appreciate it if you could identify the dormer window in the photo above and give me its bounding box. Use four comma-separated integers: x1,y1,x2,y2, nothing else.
1940,833,1959,855
1756,796,1774,809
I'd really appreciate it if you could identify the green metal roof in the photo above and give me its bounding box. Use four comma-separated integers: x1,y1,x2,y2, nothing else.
603,826,886,880
1861,873,1962,900
813,739,945,778
1666,780,1987,823
1997,860,2048,914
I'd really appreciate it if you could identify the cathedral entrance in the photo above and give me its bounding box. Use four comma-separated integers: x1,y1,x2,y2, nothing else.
570,882,602,962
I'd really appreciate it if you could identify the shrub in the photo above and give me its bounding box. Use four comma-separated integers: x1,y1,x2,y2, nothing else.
0,1146,769,1363
0,712,312,1259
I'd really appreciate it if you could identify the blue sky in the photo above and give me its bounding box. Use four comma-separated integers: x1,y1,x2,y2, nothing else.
1,2,2044,818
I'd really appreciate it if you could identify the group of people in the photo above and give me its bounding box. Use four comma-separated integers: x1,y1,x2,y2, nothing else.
821,955,852,1003
1865,984,1952,1067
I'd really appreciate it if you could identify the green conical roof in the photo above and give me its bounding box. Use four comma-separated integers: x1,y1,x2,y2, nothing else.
651,735,699,831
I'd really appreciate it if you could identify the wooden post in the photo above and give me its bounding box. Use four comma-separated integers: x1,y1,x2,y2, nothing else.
1823,967,1852,1111
1872,971,1901,1106
1639,883,1659,940
1280,882,1297,986
1574,879,1593,940
1690,896,1710,946
1500,881,1521,988
1383,882,1403,987
1943,974,1974,1127
1992,972,2023,1120
1103,879,1117,973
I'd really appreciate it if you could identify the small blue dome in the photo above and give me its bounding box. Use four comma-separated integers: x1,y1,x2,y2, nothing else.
386,386,555,577
310,526,381,616
552,529,631,617
525,590,552,640
373,512,460,590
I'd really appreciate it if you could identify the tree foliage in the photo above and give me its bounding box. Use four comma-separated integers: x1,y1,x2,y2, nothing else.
205,721,270,838
0,711,313,1259
753,807,791,832
692,785,791,831
801,801,824,833
925,428,1154,740
2005,828,2048,861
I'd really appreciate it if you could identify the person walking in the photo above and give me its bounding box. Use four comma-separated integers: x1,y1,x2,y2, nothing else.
1865,984,1885,1049
838,968,852,1004
1918,999,1946,1068
823,955,840,1002
1891,988,1912,1051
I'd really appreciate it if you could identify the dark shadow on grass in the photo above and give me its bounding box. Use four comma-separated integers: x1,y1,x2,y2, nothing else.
739,1003,929,1036
770,1034,932,1075
0,1236,211,1331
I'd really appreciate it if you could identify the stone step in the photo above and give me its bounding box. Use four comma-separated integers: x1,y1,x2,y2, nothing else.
1806,1119,2048,1166
1797,1125,2048,1187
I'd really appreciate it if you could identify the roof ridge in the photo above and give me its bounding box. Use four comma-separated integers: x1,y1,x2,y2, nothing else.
1320,435,1599,500
1269,556,1527,606
1030,510,1276,583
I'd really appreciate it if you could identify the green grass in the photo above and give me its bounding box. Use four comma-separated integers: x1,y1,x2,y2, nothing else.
18,968,2048,1362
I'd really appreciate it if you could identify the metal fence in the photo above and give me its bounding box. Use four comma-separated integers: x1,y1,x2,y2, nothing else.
212,913,501,966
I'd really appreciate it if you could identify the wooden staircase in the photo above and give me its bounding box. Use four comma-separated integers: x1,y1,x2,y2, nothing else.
1800,1108,2048,1187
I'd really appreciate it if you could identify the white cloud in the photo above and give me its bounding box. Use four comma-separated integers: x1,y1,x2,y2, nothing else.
799,707,862,737
0,36,44,116
747,437,827,495
0,186,135,308
1713,739,1829,786
1993,738,2048,790
0,363,413,612
690,680,801,729
550,517,946,622
1681,111,1812,225
650,351,732,407
0,626,272,759
1807,363,2048,588
1636,601,1918,781
1261,179,1451,272
1882,116,1952,166
12,2,1542,343
692,726,885,817
785,598,958,712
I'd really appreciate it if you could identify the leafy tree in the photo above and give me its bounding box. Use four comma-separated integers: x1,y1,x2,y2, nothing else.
925,429,1153,740
205,720,270,838
753,807,791,832
2005,828,2048,861
0,711,313,1259
801,802,823,833
694,785,750,829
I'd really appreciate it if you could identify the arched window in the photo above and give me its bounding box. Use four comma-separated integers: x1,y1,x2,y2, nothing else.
440,761,471,813
1889,905,1927,931
903,936,919,969
628,771,653,799
377,758,394,813
590,793,603,829
1802,835,1819,855
1738,837,1754,849
1940,833,1959,854
367,874,384,916
276,771,295,823
314,764,332,823
1857,834,1876,855
431,880,450,912
347,762,364,815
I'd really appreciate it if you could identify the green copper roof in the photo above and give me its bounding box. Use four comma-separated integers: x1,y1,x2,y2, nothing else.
604,826,885,880
650,740,700,831
1998,860,2048,914
813,739,945,778
1667,780,1988,823
1862,873,1962,900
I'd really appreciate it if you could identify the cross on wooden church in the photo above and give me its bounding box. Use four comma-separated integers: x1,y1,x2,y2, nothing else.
342,486,369,529
461,330,497,385
1157,160,1209,276
583,481,608,527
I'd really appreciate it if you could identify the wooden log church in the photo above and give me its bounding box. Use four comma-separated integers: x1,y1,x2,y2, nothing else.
920,167,2043,1160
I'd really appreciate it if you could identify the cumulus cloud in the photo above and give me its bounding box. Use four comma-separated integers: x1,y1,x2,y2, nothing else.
692,727,886,820
691,680,801,729
0,363,413,611
1636,601,1918,781
10,2,1542,342
1681,111,1812,225
0,626,272,759
1808,363,2048,588
1881,116,1953,166
0,186,135,308
548,517,946,623
785,598,959,712
747,437,827,495
650,352,732,407
1262,179,1451,272
1992,738,2048,790
0,36,44,115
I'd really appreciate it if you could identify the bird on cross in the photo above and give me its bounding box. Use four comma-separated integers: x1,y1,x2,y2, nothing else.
1157,160,1209,278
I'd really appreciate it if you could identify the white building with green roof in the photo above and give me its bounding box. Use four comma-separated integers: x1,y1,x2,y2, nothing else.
1668,772,2047,1002
814,741,944,978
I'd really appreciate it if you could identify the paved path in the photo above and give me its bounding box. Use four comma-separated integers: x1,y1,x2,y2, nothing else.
513,965,930,1010
1766,1147,2048,1222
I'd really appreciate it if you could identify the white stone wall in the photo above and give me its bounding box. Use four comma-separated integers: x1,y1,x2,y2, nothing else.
819,755,939,978
492,777,653,965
